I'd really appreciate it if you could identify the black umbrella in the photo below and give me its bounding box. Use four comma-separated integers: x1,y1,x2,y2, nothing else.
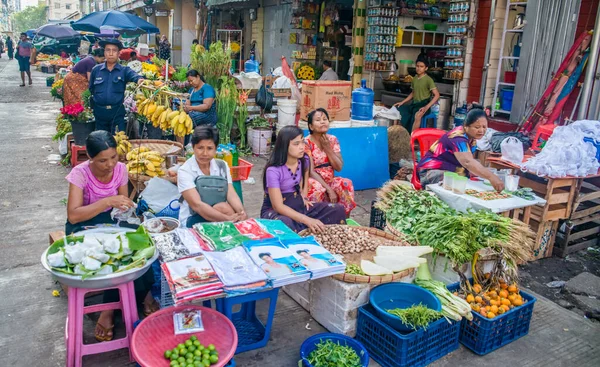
36,24,80,40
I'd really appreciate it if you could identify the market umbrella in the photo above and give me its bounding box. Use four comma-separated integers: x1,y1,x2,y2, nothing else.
70,10,159,37
25,29,37,39
36,24,80,40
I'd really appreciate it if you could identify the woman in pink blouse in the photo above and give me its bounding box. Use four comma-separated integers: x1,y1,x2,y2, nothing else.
65,131,158,342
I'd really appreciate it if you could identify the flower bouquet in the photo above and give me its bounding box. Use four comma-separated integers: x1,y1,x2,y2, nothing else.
61,102,95,145
50,79,64,100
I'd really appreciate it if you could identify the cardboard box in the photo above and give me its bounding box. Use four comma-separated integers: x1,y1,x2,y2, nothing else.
300,80,352,121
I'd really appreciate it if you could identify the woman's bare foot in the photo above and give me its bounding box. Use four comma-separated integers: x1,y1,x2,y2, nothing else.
142,292,159,316
95,310,114,341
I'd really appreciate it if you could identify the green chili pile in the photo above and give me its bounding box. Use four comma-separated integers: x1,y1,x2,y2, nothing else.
304,339,363,367
386,303,442,330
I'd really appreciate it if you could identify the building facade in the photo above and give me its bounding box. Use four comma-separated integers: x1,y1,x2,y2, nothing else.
46,0,80,20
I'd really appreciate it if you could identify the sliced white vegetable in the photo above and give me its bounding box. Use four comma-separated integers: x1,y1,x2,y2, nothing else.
373,256,420,272
361,260,393,275
376,246,433,257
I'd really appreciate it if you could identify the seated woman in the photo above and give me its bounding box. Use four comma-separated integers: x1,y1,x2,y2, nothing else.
261,125,346,232
183,70,217,127
65,131,157,342
417,109,505,191
178,126,247,227
305,108,356,216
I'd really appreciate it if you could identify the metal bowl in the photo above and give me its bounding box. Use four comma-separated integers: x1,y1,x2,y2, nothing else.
142,217,180,237
41,228,159,289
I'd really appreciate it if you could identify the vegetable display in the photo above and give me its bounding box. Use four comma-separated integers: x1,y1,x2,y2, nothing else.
46,227,155,280
308,225,408,254
415,263,473,321
465,189,512,201
126,147,166,177
375,181,453,235
386,304,442,331
509,187,536,201
304,339,363,367
458,275,527,319
190,41,232,89
163,335,220,366
216,77,238,144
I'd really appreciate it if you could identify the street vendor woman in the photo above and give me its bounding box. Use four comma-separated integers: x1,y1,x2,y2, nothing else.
393,58,440,133
183,69,218,127
305,108,356,217
65,130,158,341
178,126,248,227
261,125,346,233
416,109,505,192
89,38,145,133
63,48,105,106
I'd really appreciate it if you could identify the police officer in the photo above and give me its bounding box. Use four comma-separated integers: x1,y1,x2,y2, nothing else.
89,39,145,133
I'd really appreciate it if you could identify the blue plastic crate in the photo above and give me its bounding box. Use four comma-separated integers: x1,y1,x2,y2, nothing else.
217,288,279,354
447,282,536,355
355,304,460,367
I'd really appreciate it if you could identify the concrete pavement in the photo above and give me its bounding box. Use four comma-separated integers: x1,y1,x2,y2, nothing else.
0,56,599,366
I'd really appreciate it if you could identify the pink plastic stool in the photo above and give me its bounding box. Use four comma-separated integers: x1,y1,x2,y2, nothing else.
65,281,139,367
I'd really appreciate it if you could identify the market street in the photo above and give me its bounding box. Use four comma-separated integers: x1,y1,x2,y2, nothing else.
0,58,599,366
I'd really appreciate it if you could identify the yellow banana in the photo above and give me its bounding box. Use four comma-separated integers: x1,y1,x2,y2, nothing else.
145,170,158,177
167,110,180,120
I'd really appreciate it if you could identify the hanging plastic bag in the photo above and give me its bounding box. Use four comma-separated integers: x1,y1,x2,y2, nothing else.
139,177,180,213
501,136,524,165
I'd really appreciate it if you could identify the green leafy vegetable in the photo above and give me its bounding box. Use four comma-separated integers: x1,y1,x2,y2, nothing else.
126,226,152,251
303,339,363,367
386,303,442,330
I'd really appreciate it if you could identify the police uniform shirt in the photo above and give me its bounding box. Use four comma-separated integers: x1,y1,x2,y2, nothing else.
88,62,141,107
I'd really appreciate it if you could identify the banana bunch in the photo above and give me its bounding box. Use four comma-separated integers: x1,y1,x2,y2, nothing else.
126,147,166,177
168,108,193,137
114,131,132,156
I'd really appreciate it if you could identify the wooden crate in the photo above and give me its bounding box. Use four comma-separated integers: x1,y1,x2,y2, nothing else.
529,218,559,260
554,177,600,257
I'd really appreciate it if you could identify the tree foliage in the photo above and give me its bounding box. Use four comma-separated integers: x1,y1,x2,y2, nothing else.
13,5,48,35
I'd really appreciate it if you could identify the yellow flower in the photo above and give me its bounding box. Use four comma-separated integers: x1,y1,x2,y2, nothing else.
52,290,60,297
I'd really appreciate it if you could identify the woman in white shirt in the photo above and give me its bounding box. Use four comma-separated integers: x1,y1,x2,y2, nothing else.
178,126,247,227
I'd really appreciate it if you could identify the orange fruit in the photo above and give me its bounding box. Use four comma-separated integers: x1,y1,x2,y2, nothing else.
490,299,499,306
501,299,511,306
466,294,475,303
479,309,487,317
508,285,518,293
475,296,483,304
487,312,496,319
472,304,481,312
508,294,517,302
499,278,506,284
500,283,508,290
512,298,523,307
490,305,499,314
489,291,498,299
499,290,508,298
501,305,510,313
472,284,482,294
485,273,491,279
497,307,505,314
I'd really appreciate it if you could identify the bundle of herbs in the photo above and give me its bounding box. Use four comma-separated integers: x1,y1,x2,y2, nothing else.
386,303,442,330
190,41,231,89
302,339,364,367
216,76,238,144
375,180,454,235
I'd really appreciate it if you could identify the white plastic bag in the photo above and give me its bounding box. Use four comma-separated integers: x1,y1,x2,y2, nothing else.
139,177,180,212
58,135,69,155
501,137,524,165
375,107,401,120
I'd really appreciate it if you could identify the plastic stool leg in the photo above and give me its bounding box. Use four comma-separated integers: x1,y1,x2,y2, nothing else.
120,282,138,362
65,287,79,367
73,288,86,367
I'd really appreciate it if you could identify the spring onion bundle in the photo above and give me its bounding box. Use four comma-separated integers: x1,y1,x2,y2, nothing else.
415,263,473,321
386,303,442,331
304,339,363,367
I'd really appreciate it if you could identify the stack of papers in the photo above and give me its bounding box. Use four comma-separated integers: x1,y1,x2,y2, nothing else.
161,255,224,304
282,237,346,279
203,247,269,295
243,239,311,287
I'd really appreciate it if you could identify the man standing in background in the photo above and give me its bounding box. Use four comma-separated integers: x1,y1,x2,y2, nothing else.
16,33,33,87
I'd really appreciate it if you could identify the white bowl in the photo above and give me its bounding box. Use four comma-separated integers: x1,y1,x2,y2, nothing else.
41,228,158,289
142,217,180,237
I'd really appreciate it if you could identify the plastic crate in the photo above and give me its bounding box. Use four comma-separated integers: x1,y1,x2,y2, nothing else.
356,304,460,367
447,282,536,355
230,159,253,182
369,201,386,230
217,288,279,354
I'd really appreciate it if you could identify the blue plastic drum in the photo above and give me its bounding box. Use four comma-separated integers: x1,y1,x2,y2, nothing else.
369,283,442,333
300,333,369,367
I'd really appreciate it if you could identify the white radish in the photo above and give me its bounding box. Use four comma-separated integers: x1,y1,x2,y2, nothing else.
374,256,420,272
361,260,393,275
376,246,433,257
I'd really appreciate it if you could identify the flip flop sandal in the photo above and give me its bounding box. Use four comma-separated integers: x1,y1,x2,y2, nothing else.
19,84,25,87
94,323,114,342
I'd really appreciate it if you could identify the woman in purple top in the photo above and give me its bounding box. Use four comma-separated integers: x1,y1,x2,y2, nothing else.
261,126,346,232
65,130,158,341
63,48,105,106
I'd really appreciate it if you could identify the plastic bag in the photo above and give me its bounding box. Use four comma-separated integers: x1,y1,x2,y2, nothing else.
255,85,274,113
501,137,524,165
139,177,180,212
111,204,140,225
58,135,69,155
375,107,401,120
490,132,530,153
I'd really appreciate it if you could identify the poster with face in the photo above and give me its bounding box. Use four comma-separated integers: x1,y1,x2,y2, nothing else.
283,237,344,271
244,239,308,278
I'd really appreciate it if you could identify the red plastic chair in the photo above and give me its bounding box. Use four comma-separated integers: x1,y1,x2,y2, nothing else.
410,128,446,190
530,124,556,151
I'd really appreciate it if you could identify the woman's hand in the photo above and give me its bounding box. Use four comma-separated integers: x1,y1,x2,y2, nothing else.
393,101,404,108
327,188,338,203
319,135,332,152
227,213,244,222
304,217,326,233
105,195,134,211
237,211,248,221
303,196,313,210
183,104,191,113
490,175,505,192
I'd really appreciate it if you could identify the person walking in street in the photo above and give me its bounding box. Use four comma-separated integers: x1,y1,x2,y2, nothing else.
0,38,4,59
16,33,33,87
88,39,144,133
6,36,14,60
158,34,171,61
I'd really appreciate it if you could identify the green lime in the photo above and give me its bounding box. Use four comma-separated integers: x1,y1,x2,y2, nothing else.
190,335,198,341
170,361,179,367
209,355,219,364
194,350,202,357
186,364,194,367
193,340,201,347
185,340,193,347
197,344,205,351
207,344,215,351
209,350,218,356
202,361,211,367
165,350,172,359
188,345,197,352
178,344,186,350
186,358,194,365
170,353,179,361
178,357,186,364
179,348,187,356
194,362,202,367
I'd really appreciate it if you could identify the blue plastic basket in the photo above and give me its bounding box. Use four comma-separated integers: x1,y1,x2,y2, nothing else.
356,304,460,367
155,199,180,219
447,282,536,355
369,283,442,332
300,333,369,367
